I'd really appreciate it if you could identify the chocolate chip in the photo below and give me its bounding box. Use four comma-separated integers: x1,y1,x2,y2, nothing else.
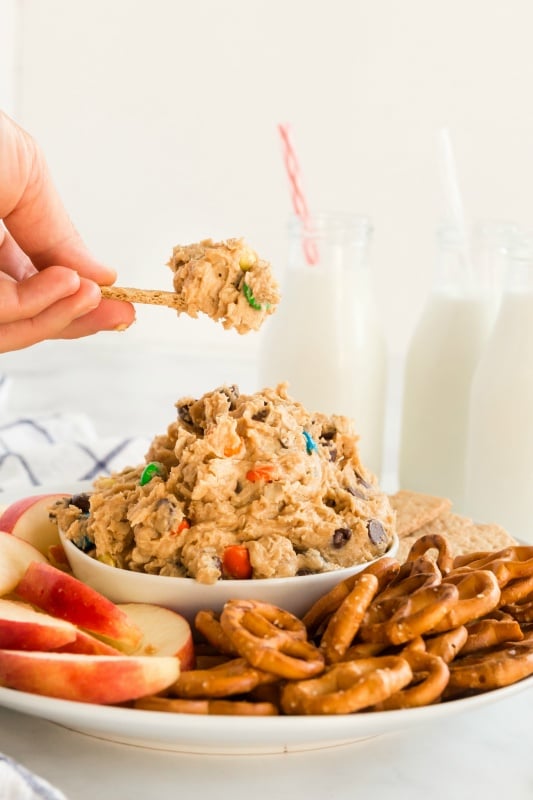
324,498,336,508
252,407,269,422
332,528,352,548
70,493,91,514
221,385,240,409
367,519,387,545
329,447,337,462
355,471,372,490
319,429,336,441
177,403,194,426
346,486,366,500
296,567,314,576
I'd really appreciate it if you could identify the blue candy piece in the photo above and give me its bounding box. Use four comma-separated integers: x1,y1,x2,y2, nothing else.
302,430,318,455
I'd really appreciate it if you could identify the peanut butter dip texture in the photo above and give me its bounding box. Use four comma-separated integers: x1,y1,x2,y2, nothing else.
54,384,395,584
167,238,280,334
100,238,280,334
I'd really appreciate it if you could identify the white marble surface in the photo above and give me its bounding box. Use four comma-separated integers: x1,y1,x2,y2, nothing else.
1,689,532,800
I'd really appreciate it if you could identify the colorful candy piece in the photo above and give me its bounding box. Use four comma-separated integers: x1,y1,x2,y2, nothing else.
170,520,191,537
242,282,265,311
222,545,253,579
302,431,318,455
246,465,275,483
139,462,162,486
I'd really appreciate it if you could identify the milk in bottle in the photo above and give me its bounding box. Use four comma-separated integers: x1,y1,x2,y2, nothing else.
259,213,387,479
398,223,511,510
465,232,533,540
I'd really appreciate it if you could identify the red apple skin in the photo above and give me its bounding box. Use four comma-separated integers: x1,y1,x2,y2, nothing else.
14,562,143,653
118,603,196,670
0,494,69,555
0,531,48,597
0,599,77,651
0,650,180,704
54,629,122,656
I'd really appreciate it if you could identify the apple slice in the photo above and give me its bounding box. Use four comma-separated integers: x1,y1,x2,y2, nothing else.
46,543,70,570
118,603,195,670
0,493,69,555
15,562,143,653
0,649,180,704
54,628,122,656
0,531,48,597
0,599,77,650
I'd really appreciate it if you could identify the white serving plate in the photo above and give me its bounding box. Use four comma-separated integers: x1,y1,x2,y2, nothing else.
0,676,532,755
2,483,532,755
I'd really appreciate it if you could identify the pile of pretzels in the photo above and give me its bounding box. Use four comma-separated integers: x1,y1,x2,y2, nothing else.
134,534,533,716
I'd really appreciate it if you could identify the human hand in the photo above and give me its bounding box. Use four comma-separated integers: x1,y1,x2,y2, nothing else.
0,110,135,353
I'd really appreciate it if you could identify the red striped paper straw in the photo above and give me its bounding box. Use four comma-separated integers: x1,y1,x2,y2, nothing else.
277,123,318,265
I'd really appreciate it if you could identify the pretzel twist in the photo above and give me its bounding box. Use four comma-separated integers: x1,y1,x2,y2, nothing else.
500,574,533,606
195,609,239,657
453,546,533,587
319,573,379,663
360,583,459,645
431,570,501,631
502,600,533,624
423,626,468,663
373,649,450,709
280,656,413,715
301,558,400,638
405,533,454,577
447,640,533,694
170,657,278,698
134,695,279,716
220,599,324,679
461,615,523,655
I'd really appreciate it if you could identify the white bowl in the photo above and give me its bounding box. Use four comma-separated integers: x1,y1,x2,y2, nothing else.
59,530,398,623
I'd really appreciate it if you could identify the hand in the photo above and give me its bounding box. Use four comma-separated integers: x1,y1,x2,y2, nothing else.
0,111,135,352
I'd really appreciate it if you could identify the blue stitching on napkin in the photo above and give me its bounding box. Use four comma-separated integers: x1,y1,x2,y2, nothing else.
0,451,40,487
0,418,55,443
77,438,135,480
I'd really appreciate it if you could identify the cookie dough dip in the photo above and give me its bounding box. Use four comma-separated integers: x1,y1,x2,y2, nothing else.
54,384,395,585
100,237,280,334
168,238,280,333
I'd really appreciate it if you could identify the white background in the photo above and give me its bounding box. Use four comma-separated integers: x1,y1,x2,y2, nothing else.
1,0,533,440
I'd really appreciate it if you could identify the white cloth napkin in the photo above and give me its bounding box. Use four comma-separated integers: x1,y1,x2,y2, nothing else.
0,376,150,495
0,755,67,800
0,375,150,797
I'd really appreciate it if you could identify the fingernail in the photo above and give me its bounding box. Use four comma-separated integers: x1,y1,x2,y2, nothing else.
114,320,134,332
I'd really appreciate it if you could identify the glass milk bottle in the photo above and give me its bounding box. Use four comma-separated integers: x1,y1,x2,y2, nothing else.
259,212,387,479
465,232,533,540
398,223,511,510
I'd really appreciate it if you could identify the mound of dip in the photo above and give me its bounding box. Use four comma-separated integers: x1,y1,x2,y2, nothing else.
54,384,395,584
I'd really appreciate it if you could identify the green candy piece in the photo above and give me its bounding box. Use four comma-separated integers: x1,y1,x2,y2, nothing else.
242,281,264,311
140,462,162,486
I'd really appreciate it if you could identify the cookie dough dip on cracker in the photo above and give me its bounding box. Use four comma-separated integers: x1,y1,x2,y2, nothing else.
54,384,395,585
101,238,280,334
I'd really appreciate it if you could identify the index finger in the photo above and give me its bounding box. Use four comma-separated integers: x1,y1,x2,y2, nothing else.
0,111,116,285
